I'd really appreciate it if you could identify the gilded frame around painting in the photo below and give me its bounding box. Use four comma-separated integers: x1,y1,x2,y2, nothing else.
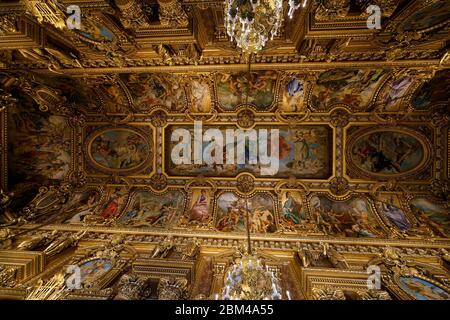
84,124,155,177
390,273,450,300
0,105,7,190
345,125,432,180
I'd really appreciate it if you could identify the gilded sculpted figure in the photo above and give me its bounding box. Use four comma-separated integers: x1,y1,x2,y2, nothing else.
17,230,59,251
0,227,13,249
383,246,401,261
43,231,86,257
0,190,17,227
181,237,200,261
327,247,350,269
0,189,13,209
321,242,350,269
151,235,174,259
296,244,311,267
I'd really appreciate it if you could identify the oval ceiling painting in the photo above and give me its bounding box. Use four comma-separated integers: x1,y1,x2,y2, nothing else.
350,130,428,176
79,258,113,286
400,1,450,32
398,276,450,300
89,128,150,171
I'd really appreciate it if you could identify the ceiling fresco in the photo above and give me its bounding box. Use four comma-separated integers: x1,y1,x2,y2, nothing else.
0,0,449,301
1,66,448,240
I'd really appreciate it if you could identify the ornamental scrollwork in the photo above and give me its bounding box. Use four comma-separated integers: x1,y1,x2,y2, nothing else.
114,274,152,300
0,264,18,287
312,286,346,300
157,277,188,300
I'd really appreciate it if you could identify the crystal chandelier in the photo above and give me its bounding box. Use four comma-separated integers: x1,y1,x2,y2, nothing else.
221,251,287,300
219,200,290,300
224,0,308,55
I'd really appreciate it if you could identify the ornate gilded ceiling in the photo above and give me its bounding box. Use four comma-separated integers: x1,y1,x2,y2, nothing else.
0,0,449,301
0,0,449,71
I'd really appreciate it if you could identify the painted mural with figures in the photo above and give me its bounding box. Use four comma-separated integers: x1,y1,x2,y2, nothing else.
188,78,213,113
7,94,72,188
120,73,187,111
279,191,307,228
79,258,113,286
399,1,450,32
2,66,447,240
88,128,151,171
398,276,450,300
374,194,412,232
214,192,277,233
1,0,450,302
215,71,278,110
117,189,185,229
308,195,386,238
310,69,389,110
377,75,414,112
62,188,103,224
279,77,308,112
348,129,429,177
89,186,129,223
412,69,450,110
410,198,450,238
181,189,213,225
165,125,331,178
20,181,450,242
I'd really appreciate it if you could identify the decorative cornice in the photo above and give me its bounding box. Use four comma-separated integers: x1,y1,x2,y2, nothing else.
13,59,445,75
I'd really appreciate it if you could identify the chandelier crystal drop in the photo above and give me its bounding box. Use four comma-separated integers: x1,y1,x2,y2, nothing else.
224,0,307,55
